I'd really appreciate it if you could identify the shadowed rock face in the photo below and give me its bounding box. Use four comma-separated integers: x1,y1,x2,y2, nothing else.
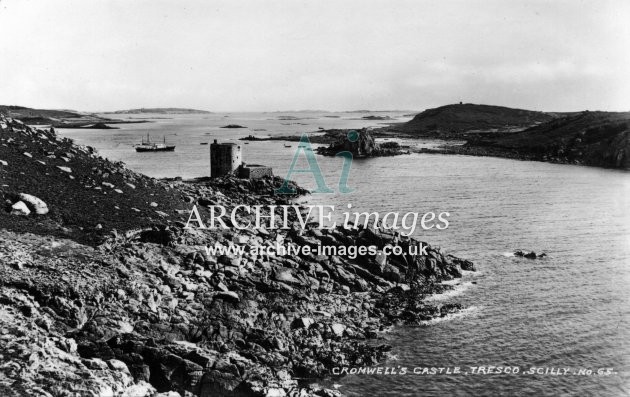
317,129,404,157
336,129,378,156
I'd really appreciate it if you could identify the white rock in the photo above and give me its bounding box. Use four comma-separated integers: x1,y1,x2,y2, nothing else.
114,189,123,194
331,323,346,337
265,388,287,397
18,193,49,215
23,152,32,158
121,381,156,397
150,202,158,207
57,166,72,173
82,357,109,370
154,391,182,397
107,359,131,374
293,317,313,329
11,201,30,216
214,291,240,302
0,160,7,166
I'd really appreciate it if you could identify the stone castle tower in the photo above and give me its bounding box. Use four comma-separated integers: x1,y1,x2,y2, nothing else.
210,140,242,177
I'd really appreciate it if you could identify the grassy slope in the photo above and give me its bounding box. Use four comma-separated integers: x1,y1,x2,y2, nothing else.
467,111,630,168
397,103,554,135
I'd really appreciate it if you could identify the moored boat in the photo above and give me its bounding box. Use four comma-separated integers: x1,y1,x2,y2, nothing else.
135,133,175,152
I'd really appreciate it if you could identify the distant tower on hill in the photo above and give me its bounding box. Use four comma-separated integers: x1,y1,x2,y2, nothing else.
210,140,242,177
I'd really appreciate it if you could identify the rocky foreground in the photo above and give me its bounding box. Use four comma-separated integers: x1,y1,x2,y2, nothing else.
1,115,474,396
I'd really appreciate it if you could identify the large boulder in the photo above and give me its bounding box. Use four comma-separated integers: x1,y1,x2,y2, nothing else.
18,193,49,215
10,201,30,216
320,129,378,157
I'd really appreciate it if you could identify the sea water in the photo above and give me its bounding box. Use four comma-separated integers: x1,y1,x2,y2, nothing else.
59,112,630,396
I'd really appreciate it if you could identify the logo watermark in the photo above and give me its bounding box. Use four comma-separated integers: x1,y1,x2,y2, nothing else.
275,130,359,194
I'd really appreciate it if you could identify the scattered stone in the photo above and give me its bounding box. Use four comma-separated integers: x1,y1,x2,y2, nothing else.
292,317,314,329
213,291,240,303
331,323,346,337
0,114,476,397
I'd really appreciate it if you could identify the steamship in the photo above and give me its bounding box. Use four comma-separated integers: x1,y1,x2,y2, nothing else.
135,133,176,152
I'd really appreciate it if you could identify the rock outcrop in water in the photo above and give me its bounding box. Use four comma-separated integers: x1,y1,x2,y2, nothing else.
514,250,546,259
317,129,406,157
0,115,473,396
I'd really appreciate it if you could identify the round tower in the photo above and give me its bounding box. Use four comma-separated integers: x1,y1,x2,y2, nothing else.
210,140,242,177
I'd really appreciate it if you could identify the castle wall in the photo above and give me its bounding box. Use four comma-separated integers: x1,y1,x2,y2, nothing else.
239,164,273,179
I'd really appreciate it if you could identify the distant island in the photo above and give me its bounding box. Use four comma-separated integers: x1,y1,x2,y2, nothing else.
3,103,628,169
0,105,147,129
239,103,630,169
104,107,212,114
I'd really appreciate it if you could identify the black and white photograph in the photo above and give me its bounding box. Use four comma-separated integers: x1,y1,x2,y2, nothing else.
0,1,628,396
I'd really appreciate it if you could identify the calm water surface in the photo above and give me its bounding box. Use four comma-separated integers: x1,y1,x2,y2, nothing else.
59,113,630,396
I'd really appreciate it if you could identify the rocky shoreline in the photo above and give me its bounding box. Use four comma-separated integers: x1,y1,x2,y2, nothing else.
1,115,474,396
394,107,630,169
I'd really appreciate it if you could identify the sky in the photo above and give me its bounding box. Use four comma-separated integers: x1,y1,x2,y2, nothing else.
0,0,628,112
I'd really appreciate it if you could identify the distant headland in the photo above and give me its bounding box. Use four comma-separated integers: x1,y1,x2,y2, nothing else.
103,107,212,114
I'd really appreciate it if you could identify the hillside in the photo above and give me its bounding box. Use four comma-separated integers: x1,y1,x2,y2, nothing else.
462,111,630,168
0,105,146,128
0,105,87,123
0,115,189,244
396,103,554,137
105,108,212,114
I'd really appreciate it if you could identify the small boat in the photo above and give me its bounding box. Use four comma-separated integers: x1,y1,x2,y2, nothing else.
284,144,292,148
135,133,175,152
200,142,208,145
